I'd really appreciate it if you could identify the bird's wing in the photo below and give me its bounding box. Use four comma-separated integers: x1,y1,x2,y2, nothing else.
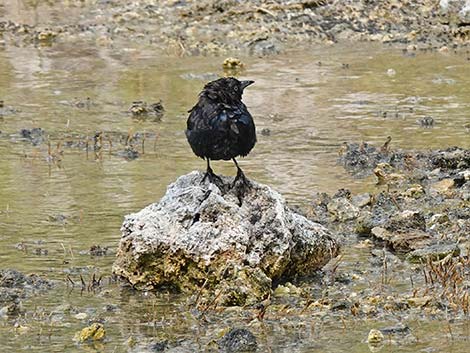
224,104,253,134
187,102,252,136
187,101,224,131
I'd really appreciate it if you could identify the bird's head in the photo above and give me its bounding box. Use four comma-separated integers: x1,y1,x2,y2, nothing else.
201,77,254,104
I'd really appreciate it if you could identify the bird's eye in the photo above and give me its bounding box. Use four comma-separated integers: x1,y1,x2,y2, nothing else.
234,86,239,92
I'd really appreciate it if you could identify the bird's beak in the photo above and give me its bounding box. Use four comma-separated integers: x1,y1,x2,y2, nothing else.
241,80,255,89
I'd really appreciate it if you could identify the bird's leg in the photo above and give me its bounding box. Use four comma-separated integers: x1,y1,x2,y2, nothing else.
201,158,223,185
232,158,249,187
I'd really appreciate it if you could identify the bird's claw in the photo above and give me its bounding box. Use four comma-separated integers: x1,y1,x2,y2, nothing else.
201,169,223,186
231,169,250,206
231,168,250,189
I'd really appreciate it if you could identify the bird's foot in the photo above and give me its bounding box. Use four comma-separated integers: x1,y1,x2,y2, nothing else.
201,169,224,186
231,168,250,189
231,169,251,206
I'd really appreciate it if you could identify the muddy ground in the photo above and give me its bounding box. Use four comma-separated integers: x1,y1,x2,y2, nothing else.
273,139,469,325
1,0,470,55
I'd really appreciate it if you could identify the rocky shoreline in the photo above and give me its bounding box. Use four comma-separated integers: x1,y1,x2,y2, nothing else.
1,1,470,55
323,143,470,259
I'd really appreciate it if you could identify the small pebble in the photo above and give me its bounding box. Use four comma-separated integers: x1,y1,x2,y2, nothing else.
368,329,384,344
75,312,88,320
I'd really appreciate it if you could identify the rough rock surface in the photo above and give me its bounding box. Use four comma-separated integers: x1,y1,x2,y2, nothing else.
113,172,339,305
313,145,470,260
2,1,470,54
0,269,54,317
218,328,257,353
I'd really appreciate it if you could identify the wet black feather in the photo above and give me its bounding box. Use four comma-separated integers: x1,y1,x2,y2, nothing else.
186,77,256,161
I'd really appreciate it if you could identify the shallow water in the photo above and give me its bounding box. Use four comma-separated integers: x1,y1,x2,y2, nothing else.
1,41,470,352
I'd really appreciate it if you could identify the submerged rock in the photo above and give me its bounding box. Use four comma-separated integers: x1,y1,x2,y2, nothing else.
0,269,53,290
0,269,53,317
338,141,405,177
19,128,45,146
116,146,140,160
0,100,18,115
406,243,460,263
379,324,411,336
148,340,168,352
222,57,244,71
417,116,435,127
75,323,106,342
218,328,257,353
113,172,339,305
367,329,384,344
0,288,21,316
128,100,164,120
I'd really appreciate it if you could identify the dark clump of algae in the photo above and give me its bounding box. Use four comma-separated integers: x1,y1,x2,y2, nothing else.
1,41,470,352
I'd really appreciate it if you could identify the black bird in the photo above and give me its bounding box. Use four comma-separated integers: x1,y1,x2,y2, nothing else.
186,77,256,185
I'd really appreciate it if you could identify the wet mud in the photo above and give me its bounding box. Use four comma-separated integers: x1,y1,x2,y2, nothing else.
1,1,470,55
318,143,470,256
